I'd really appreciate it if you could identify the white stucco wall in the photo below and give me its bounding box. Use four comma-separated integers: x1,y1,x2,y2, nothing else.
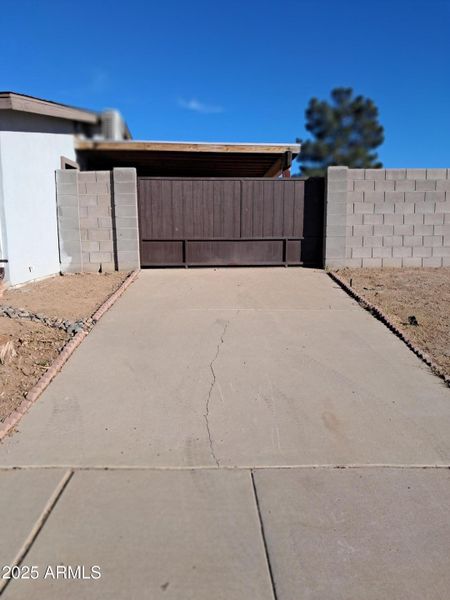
0,131,76,286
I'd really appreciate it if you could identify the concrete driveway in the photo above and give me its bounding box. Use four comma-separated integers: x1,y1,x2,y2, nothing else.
1,268,449,599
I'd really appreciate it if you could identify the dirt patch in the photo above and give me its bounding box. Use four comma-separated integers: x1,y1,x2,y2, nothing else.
0,271,132,424
0,317,69,422
335,268,450,379
2,271,129,321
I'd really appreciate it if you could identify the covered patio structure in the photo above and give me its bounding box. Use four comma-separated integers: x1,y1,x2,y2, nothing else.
75,140,299,178
72,139,325,268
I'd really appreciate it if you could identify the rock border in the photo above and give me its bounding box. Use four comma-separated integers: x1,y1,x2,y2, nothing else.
328,271,450,388
0,305,88,335
0,270,140,441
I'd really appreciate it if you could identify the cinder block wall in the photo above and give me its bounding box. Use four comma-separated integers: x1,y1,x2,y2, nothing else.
56,168,140,273
325,167,450,268
112,168,141,270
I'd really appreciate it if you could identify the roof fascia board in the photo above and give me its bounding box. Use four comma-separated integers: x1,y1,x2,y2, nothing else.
0,93,98,124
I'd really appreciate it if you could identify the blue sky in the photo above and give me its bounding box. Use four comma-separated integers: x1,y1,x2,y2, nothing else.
1,0,449,167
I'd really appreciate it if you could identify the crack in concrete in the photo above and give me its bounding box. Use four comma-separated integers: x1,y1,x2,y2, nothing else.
204,320,229,467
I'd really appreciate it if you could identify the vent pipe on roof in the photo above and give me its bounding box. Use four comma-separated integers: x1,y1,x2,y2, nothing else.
100,109,126,140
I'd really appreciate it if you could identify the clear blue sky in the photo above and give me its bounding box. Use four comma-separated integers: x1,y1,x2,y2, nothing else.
1,0,449,167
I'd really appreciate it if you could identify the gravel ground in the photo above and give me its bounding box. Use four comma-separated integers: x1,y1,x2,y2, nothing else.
0,317,69,422
0,271,131,423
2,272,129,321
334,268,450,379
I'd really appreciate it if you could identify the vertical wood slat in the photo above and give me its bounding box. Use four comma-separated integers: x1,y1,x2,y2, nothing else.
203,180,214,238
222,181,232,238
252,180,264,237
272,182,284,237
192,179,204,238
282,181,294,237
293,180,305,237
262,180,275,237
183,179,194,238
205,180,212,237
151,179,162,239
161,180,173,238
172,180,183,238
241,181,252,237
212,180,221,238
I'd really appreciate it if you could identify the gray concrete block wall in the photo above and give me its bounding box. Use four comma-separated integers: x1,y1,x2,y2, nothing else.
56,170,82,273
325,167,450,268
79,171,114,272
324,167,348,269
56,168,140,273
112,168,140,270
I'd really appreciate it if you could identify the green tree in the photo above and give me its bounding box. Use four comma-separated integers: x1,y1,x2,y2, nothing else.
297,88,384,177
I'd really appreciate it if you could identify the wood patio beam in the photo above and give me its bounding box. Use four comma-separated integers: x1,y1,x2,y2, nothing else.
75,139,300,155
264,158,283,178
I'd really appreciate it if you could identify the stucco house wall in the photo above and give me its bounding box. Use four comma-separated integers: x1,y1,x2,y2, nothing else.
0,131,77,286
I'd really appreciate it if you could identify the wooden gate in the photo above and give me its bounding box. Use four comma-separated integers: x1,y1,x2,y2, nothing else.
138,177,324,267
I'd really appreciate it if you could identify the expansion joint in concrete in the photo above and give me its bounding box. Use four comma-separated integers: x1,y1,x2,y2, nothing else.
0,469,74,595
250,470,278,600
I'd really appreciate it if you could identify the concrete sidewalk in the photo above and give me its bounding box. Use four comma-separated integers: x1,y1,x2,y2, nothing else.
1,269,449,599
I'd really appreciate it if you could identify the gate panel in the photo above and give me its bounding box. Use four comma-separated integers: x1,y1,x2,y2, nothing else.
141,241,183,266
138,177,323,267
186,240,283,266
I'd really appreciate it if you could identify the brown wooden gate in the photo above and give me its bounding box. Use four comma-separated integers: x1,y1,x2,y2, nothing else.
138,177,324,267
